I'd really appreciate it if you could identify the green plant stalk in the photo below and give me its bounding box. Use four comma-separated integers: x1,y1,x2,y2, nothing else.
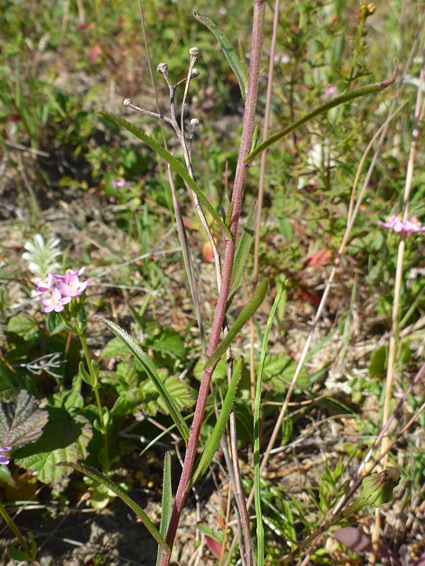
161,3,266,565
254,289,284,566
0,501,36,561
78,331,110,473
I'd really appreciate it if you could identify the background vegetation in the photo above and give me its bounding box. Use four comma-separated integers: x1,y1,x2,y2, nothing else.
1,1,425,565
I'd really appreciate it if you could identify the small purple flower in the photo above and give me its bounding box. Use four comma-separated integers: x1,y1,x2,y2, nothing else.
324,85,336,98
377,214,425,236
36,272,56,292
0,446,11,466
40,287,72,313
56,272,88,299
112,180,132,188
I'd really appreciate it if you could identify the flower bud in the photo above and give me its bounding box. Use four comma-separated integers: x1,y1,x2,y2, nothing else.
123,98,132,107
189,46,200,57
157,63,169,74
191,68,200,78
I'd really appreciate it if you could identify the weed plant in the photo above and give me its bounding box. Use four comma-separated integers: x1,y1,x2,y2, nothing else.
1,1,425,565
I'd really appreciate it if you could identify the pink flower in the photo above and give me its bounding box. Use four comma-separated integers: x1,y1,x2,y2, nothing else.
36,272,56,292
40,287,72,313
377,214,425,236
0,446,12,466
324,85,336,98
56,272,88,298
54,266,86,281
112,180,131,188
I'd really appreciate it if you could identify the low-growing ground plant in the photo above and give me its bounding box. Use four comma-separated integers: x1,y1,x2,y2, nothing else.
1,1,425,565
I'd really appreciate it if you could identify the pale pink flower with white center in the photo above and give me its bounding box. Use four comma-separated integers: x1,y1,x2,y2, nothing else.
56,272,88,298
40,287,72,313
377,214,425,236
0,446,11,466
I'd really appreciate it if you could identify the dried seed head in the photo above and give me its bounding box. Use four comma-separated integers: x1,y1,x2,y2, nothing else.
157,63,169,74
190,118,199,127
123,98,132,107
191,68,200,78
189,46,200,58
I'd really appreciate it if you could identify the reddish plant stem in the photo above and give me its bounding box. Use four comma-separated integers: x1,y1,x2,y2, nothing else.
161,2,265,564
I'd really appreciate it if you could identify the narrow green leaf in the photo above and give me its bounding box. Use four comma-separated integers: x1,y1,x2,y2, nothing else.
57,461,170,554
190,357,243,488
156,452,172,566
245,66,397,163
204,279,269,372
254,288,285,566
96,316,190,444
99,112,231,240
229,201,258,301
193,11,248,100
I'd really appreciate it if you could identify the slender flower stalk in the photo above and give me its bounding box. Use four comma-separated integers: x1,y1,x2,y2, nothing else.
161,2,266,564
77,330,110,473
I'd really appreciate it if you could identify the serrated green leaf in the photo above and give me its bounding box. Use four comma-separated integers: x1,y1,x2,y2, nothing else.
99,112,231,240
193,355,228,382
141,375,195,416
262,352,309,392
7,313,38,341
100,336,132,360
13,407,92,483
0,390,48,448
145,328,185,358
194,11,248,100
96,316,190,444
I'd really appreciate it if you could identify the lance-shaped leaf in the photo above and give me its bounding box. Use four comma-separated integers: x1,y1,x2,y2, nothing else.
360,466,402,508
57,461,170,554
99,112,231,240
96,316,190,444
189,357,243,488
228,201,257,306
204,279,269,372
254,288,285,566
194,11,248,100
0,390,48,448
245,64,398,163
